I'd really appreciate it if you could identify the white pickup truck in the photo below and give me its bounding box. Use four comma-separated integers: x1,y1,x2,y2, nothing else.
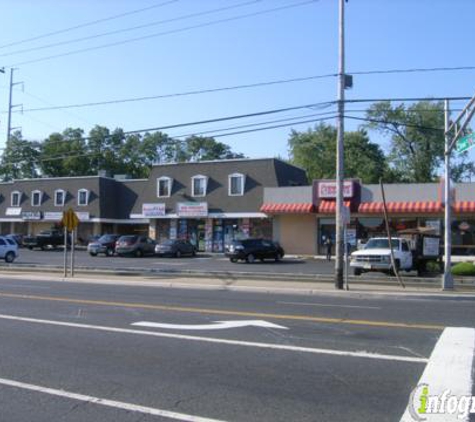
350,237,413,276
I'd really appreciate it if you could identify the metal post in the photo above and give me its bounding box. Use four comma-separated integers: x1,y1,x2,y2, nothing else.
70,230,75,277
443,100,454,290
335,0,345,289
63,230,68,277
344,226,349,290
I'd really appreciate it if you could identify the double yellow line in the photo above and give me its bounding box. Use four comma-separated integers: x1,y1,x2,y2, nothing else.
0,291,444,330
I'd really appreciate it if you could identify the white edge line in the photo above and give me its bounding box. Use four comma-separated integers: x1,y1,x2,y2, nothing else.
400,327,475,422
278,301,381,310
0,377,224,422
0,313,427,364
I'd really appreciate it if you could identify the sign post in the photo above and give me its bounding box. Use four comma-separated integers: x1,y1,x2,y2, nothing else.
61,208,80,277
342,205,350,291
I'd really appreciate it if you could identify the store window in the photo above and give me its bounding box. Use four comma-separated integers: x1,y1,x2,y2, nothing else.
192,175,208,197
78,189,89,206
157,177,172,198
229,173,245,196
11,191,21,207
451,219,475,255
55,189,66,207
31,190,43,207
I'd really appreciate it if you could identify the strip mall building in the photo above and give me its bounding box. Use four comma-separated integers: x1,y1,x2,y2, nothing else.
0,158,474,256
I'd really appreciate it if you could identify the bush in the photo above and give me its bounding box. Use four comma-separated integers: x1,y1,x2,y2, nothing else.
451,262,475,276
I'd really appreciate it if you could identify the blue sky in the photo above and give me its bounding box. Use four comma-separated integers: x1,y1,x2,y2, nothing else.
0,0,474,165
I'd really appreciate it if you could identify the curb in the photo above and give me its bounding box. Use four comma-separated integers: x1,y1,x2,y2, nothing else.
1,263,475,291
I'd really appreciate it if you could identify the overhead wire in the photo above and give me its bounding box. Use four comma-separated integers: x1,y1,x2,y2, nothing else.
5,0,319,67
0,0,179,50
0,0,263,58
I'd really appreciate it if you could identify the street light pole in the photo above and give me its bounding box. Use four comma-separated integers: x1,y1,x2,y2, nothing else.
335,0,346,289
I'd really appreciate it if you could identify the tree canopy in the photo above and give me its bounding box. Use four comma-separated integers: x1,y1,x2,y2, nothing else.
0,126,245,181
365,100,475,182
288,122,388,183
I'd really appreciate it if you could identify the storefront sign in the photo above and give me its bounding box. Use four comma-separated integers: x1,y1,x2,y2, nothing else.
76,212,90,221
318,181,354,198
5,207,22,216
177,202,208,217
423,237,440,256
22,211,42,220
142,203,166,217
44,212,63,221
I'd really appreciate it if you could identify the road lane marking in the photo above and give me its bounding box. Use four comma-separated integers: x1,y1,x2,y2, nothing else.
278,301,381,310
132,320,288,330
0,313,427,363
0,376,224,422
0,291,445,330
400,327,475,421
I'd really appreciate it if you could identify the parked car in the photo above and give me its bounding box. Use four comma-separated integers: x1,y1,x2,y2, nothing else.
87,234,120,257
115,235,156,257
155,239,196,257
5,234,24,247
0,235,19,263
225,238,284,263
23,230,67,250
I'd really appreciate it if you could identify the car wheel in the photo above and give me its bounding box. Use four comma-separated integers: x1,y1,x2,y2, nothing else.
192,249,196,257
89,252,98,257
28,246,33,250
5,251,15,263
246,253,255,263
106,248,114,257
135,249,143,258
175,250,182,258
354,268,362,276
230,258,237,263
275,252,283,262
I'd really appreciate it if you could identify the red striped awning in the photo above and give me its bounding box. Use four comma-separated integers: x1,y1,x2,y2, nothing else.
453,201,475,213
260,203,315,214
358,201,442,214
318,200,352,213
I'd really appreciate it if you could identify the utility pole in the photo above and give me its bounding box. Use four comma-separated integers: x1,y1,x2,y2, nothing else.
443,100,453,290
443,92,475,290
6,68,22,144
335,0,347,289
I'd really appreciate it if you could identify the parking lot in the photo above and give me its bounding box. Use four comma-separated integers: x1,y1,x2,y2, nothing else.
12,247,335,276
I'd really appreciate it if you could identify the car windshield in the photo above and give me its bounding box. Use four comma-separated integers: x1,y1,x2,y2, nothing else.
99,235,117,242
364,239,400,249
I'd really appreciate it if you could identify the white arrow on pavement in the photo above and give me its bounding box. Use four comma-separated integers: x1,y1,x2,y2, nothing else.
131,320,288,331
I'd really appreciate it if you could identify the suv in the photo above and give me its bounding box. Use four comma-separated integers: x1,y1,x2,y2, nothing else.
0,235,19,263
87,234,120,257
225,238,284,263
115,235,156,257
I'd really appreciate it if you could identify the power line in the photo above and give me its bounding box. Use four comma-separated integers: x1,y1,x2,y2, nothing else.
352,66,475,76
345,96,472,103
0,101,334,150
9,75,336,113
0,115,337,165
345,115,444,132
0,0,262,58
6,0,318,67
0,0,179,50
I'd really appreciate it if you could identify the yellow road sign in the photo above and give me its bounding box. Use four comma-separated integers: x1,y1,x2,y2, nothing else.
62,208,80,231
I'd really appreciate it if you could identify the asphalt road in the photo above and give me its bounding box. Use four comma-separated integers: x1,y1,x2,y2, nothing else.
0,274,474,421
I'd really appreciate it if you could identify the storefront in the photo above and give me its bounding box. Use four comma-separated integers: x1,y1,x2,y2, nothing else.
263,180,475,256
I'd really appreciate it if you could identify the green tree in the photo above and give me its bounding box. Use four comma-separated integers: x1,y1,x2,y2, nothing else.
288,123,387,183
0,131,40,181
365,100,475,182
40,128,88,177
183,136,245,161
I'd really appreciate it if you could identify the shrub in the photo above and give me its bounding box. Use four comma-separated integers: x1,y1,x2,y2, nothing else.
451,262,475,276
